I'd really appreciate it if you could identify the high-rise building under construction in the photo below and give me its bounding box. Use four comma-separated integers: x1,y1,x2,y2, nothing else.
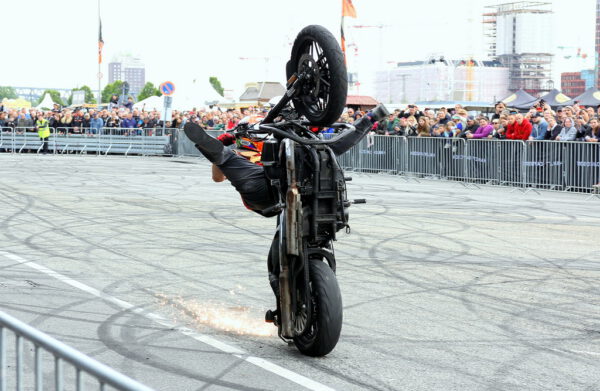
483,1,553,95
596,0,600,89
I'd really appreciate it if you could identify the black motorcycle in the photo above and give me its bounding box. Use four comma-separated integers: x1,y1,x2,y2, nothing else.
231,25,386,356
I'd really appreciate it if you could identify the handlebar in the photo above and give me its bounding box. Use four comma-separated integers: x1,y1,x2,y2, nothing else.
231,121,356,146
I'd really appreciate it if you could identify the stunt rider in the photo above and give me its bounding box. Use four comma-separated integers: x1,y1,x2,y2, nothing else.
183,106,388,216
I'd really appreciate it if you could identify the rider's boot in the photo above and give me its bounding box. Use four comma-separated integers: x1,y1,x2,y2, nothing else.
329,104,390,155
183,122,226,164
265,273,280,324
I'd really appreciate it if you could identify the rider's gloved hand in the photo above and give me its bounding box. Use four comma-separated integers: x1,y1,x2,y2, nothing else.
217,133,236,146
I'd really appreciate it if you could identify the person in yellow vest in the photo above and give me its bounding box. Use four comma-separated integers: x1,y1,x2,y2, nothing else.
35,112,51,154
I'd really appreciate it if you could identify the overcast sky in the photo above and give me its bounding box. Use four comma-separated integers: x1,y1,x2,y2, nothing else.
1,0,595,98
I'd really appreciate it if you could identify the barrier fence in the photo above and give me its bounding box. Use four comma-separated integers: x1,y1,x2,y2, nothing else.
1,128,598,193
340,135,600,193
0,127,177,156
0,310,153,391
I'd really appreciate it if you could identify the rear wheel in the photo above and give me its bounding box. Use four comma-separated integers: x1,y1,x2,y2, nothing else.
293,259,343,356
288,25,347,126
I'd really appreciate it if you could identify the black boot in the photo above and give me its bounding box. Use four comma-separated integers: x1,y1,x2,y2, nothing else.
183,122,225,164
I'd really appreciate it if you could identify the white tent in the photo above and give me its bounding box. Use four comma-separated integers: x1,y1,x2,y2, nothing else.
170,79,233,111
133,95,164,111
36,93,55,110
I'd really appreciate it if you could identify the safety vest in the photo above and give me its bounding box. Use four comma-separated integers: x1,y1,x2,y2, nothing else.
36,119,50,139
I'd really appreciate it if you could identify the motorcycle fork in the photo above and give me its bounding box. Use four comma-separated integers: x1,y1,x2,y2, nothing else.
279,139,302,339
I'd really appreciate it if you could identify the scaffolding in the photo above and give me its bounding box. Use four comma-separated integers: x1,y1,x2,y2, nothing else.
483,1,553,95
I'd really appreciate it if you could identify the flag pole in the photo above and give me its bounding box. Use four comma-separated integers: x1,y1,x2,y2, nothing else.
97,0,102,108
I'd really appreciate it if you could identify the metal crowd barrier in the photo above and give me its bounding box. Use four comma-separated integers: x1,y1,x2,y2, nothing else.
3,127,599,193
334,135,600,193
0,127,176,156
0,310,153,391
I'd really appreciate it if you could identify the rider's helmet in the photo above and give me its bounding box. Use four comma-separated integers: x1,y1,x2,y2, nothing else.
235,111,267,164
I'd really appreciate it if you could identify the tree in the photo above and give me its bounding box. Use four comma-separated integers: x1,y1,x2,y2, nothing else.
101,80,124,103
68,85,97,105
35,89,64,107
209,76,224,97
137,82,161,101
0,86,18,100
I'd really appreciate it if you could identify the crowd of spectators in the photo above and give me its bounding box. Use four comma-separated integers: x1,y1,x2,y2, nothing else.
0,96,272,136
349,101,600,143
1,95,600,144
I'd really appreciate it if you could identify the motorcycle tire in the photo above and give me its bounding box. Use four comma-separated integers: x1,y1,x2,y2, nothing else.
293,260,343,356
288,25,347,126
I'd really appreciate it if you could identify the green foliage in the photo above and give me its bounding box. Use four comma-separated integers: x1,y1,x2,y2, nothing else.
35,89,64,107
68,85,97,105
101,80,124,103
209,76,224,97
137,82,162,101
0,86,18,100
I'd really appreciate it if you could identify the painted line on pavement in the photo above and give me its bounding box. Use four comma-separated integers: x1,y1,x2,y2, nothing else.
0,251,335,391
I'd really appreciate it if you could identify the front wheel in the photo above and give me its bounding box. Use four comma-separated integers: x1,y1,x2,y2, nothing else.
288,25,347,126
293,260,343,356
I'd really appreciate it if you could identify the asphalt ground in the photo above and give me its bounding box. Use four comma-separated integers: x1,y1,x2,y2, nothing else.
1,154,599,391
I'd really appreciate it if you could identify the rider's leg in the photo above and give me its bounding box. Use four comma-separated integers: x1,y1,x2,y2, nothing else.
183,122,277,213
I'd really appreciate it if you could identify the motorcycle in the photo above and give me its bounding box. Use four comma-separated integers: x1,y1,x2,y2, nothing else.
230,25,387,356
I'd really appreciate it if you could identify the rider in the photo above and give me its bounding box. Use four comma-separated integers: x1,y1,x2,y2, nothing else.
183,106,388,217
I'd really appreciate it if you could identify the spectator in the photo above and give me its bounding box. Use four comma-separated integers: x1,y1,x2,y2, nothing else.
49,112,61,132
105,113,120,128
141,117,155,129
212,117,225,130
226,114,239,130
490,117,507,139
452,112,467,133
562,106,575,122
546,117,562,140
574,116,589,140
72,111,83,133
392,117,409,136
434,121,455,138
405,115,418,136
16,112,32,129
464,115,478,133
506,113,532,140
584,117,599,142
555,117,577,141
5,115,17,129
466,116,493,139
384,113,399,135
346,108,355,120
172,114,183,129
60,110,73,133
123,97,134,111
108,95,119,111
416,116,430,137
90,113,103,134
0,112,6,128
399,104,423,120
491,101,506,121
435,110,449,126
121,113,137,128
529,113,548,140
82,113,91,130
